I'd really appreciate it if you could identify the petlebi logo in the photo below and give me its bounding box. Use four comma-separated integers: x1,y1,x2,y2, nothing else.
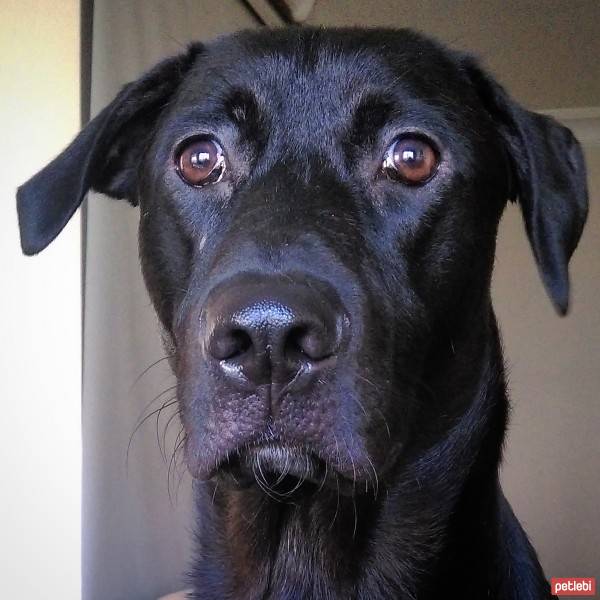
551,578,596,596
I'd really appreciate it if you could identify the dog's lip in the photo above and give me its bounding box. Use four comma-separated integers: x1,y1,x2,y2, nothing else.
246,442,321,477
213,441,326,485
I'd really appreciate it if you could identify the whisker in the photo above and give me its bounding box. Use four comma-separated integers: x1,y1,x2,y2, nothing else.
167,425,187,507
352,495,358,540
365,454,380,501
161,406,183,463
126,395,178,470
345,438,357,497
129,354,175,391
252,460,282,503
354,377,392,440
279,461,306,498
317,459,329,493
211,480,219,506
134,384,178,426
356,374,383,393
329,473,341,531
273,447,291,486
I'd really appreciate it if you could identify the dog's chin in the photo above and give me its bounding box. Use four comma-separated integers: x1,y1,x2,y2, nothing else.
215,443,338,496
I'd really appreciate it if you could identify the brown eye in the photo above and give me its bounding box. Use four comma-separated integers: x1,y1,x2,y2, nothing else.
176,137,226,187
383,136,439,185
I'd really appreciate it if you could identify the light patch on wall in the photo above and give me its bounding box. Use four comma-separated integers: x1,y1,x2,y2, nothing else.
0,1,82,598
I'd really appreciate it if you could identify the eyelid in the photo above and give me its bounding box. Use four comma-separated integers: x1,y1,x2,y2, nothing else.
174,133,224,155
170,126,233,157
386,131,440,151
380,127,444,156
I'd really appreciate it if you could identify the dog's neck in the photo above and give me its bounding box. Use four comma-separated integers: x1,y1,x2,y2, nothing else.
188,311,541,599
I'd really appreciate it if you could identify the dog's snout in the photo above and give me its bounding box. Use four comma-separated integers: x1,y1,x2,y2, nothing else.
202,276,346,391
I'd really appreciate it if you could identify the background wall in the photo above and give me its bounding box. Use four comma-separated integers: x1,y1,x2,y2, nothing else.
86,1,600,597
495,144,600,580
3,1,597,599
0,1,82,598
305,0,600,110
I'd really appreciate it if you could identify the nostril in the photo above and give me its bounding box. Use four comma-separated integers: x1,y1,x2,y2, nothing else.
285,325,308,360
285,324,335,362
209,328,253,361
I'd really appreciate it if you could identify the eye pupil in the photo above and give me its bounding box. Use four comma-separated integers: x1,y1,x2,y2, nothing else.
176,138,225,187
384,136,438,185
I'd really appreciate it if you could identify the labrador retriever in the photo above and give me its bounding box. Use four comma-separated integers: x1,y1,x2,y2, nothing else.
17,27,587,599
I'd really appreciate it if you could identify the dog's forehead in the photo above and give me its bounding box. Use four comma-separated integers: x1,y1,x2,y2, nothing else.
175,28,471,140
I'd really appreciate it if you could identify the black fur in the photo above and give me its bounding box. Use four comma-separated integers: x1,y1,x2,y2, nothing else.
17,27,587,599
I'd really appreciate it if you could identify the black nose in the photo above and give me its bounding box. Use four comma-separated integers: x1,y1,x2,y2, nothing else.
202,275,346,392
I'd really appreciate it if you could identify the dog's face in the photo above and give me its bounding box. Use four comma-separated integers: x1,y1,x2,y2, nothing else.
17,28,587,495
139,30,512,489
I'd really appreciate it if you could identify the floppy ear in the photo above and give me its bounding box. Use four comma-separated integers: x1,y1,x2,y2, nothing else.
464,58,588,315
17,43,202,256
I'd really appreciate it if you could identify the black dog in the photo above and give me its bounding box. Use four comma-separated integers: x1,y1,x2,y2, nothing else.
17,27,587,599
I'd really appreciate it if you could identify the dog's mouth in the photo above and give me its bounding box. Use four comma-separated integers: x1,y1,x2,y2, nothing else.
216,442,332,496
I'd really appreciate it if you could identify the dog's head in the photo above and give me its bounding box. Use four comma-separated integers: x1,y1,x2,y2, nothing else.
17,28,587,494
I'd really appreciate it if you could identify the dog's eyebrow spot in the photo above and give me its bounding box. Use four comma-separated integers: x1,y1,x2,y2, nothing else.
223,87,268,150
349,93,395,146
225,89,257,123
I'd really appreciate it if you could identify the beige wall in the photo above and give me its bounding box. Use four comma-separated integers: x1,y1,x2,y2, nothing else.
0,1,81,598
3,2,597,598
306,0,600,109
495,144,600,578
